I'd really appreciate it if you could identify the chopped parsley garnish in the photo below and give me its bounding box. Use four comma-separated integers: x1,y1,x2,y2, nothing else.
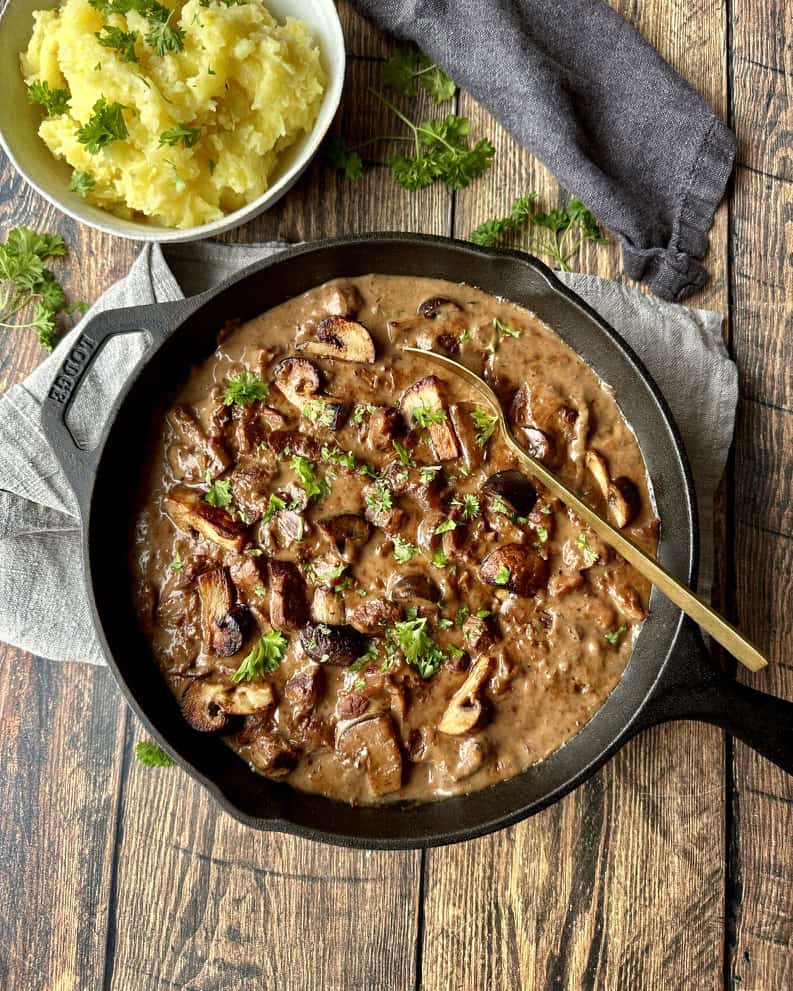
262,493,287,523
159,124,202,148
291,456,330,502
351,642,379,672
392,439,415,466
96,25,139,62
204,477,232,508
302,398,337,428
364,482,394,522
392,535,418,563
383,47,457,103
135,740,174,767
604,624,628,646
69,170,96,197
471,406,499,447
254,584,266,597
411,405,446,428
231,630,288,681
418,465,442,484
451,493,480,520
222,370,269,406
434,518,458,535
488,494,513,518
170,550,184,573
476,608,493,619
144,15,185,56
493,317,521,338
534,526,549,544
322,444,357,470
492,564,511,586
27,80,71,116
306,561,348,584
388,616,445,679
540,503,552,514
352,402,377,424
77,98,128,154
432,547,448,567
454,605,470,627
576,531,599,566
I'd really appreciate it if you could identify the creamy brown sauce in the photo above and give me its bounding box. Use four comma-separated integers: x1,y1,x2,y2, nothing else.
130,275,659,805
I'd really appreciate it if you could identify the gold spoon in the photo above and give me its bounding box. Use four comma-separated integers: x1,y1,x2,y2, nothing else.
404,346,767,673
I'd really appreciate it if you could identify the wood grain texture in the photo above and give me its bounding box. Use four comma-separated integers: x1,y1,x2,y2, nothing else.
728,0,793,987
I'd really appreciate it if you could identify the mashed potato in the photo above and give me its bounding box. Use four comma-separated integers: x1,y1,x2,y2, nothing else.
21,0,325,228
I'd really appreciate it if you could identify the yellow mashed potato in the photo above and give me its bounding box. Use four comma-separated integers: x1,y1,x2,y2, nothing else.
21,0,325,228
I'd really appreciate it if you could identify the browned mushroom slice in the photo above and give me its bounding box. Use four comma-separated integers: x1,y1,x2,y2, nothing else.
224,682,276,716
449,403,482,471
480,544,549,597
438,655,492,736
387,572,441,604
319,282,364,317
445,737,486,781
180,679,233,733
417,296,463,320
311,586,346,625
317,514,372,561
266,429,323,461
347,596,402,634
399,375,459,462
164,486,249,553
284,662,324,721
482,470,538,517
197,567,250,656
168,406,231,477
298,316,376,363
585,450,611,499
608,477,641,528
521,427,556,463
336,713,403,796
299,622,367,666
273,356,322,408
268,559,308,630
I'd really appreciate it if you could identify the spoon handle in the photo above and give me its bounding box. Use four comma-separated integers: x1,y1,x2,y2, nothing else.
502,432,767,672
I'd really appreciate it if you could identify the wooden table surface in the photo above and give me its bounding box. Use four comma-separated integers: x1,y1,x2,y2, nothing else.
1,1,791,988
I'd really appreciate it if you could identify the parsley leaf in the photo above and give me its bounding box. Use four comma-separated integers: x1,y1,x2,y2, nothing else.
470,194,537,247
392,439,415,467
159,124,202,148
96,25,139,62
411,405,446,427
576,531,599,566
135,740,174,767
325,135,365,180
77,98,128,154
383,47,457,103
231,630,288,681
170,550,184,572
434,519,457,535
364,482,394,523
451,493,480,520
69,170,96,197
290,456,329,502
302,398,337,428
471,406,498,447
392,535,418,563
222,370,269,406
26,80,71,116
0,227,72,350
388,616,445,678
144,15,185,56
431,547,448,567
604,624,628,646
492,564,511,586
493,317,520,338
204,477,232,507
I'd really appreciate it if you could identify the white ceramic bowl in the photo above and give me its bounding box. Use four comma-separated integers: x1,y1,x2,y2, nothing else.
0,0,345,241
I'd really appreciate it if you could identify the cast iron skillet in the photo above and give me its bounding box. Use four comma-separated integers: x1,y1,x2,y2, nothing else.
40,234,793,849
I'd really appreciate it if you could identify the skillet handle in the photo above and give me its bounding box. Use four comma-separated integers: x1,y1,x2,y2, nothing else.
40,300,192,509
636,621,793,775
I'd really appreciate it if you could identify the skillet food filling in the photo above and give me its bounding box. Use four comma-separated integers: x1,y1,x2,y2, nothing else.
131,275,659,804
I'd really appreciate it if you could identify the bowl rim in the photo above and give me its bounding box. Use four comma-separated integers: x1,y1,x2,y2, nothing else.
0,0,346,242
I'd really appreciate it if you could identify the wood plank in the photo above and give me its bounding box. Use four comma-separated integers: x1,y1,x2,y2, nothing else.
0,648,126,991
106,715,419,991
424,1,729,988
729,0,793,986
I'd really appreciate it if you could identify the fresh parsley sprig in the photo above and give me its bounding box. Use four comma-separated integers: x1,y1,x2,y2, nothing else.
383,47,457,103
96,25,139,63
77,98,129,154
159,124,201,148
231,630,288,682
471,194,607,272
223,370,269,406
135,740,174,767
26,80,71,116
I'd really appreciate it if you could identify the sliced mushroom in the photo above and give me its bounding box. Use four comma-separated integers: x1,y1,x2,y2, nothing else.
273,356,322,407
417,296,463,320
299,622,367,666
312,586,346,625
387,572,441,604
317,514,372,561
438,655,492,736
482,470,537,517
585,450,641,528
480,543,549,597
336,713,403,796
164,486,249,553
298,316,376,363
347,596,402,634
445,737,486,781
180,679,233,733
319,282,364,318
224,682,276,715
399,376,459,462
197,567,250,657
449,403,483,471
268,559,308,630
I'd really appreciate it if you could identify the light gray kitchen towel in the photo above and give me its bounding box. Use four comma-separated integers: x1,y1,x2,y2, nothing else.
350,0,736,302
0,242,737,665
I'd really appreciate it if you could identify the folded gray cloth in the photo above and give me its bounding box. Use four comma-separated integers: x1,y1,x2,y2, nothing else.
0,242,737,665
351,0,735,303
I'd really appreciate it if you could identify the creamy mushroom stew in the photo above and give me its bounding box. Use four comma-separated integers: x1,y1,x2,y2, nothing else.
131,275,659,804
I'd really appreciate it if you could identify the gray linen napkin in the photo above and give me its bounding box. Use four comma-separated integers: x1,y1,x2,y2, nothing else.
0,242,737,665
350,0,735,303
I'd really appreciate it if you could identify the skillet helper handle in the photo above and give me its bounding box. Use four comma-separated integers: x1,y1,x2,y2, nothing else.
40,301,186,509
637,622,793,775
